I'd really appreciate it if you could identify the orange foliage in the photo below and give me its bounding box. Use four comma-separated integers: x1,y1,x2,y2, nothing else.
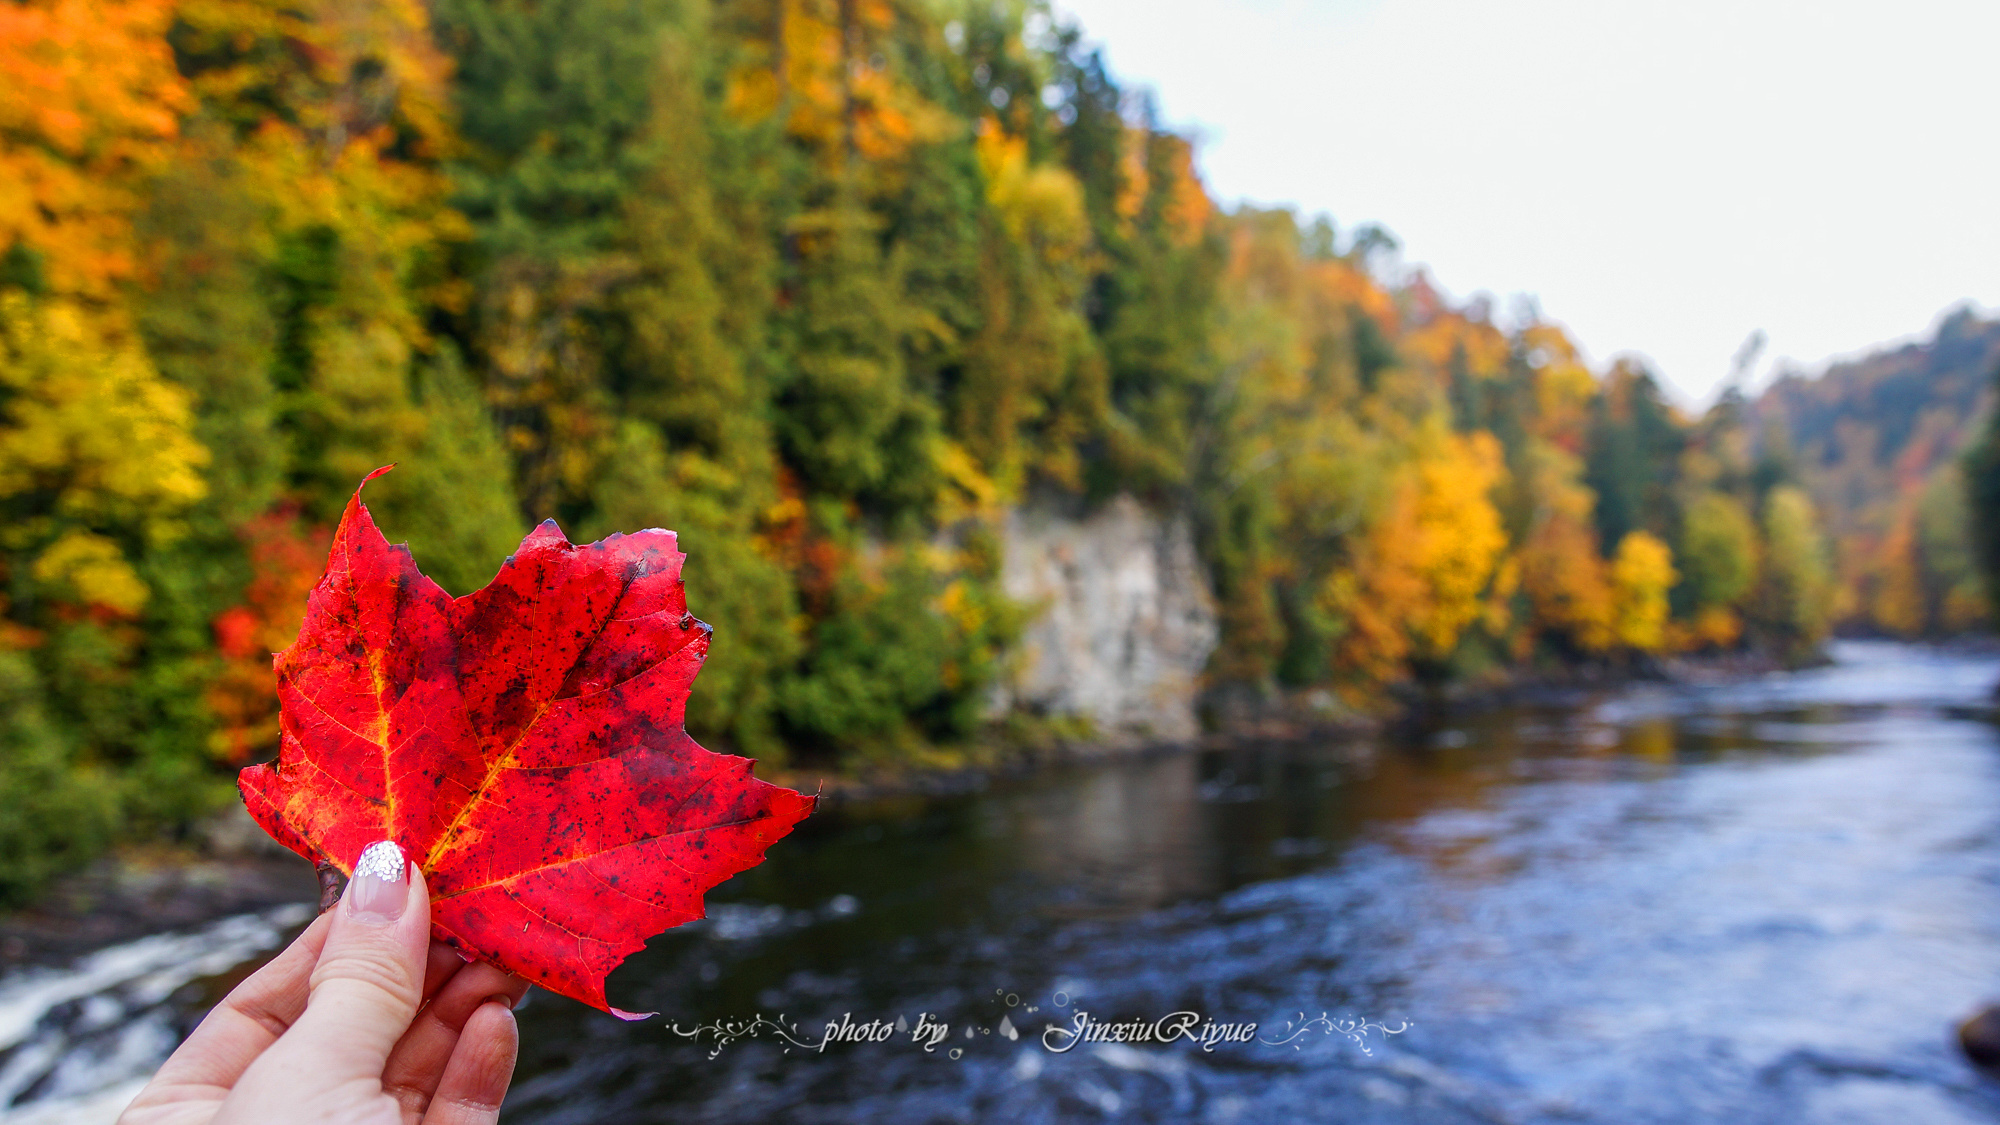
1113,125,1148,225
1109,128,1210,245
1516,443,1616,652
727,0,942,166
1329,431,1509,683
1403,311,1508,382
1520,515,1615,653
1155,135,1212,247
1308,256,1398,342
1521,323,1595,450
1675,604,1743,650
0,0,189,296
1867,511,1925,637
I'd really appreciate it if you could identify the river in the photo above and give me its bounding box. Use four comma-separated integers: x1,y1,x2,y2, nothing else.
5,641,2000,1123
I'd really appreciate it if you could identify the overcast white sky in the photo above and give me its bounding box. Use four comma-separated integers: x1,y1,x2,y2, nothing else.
1048,0,2000,406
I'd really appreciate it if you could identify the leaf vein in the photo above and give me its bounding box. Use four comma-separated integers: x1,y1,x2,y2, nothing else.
430,814,761,903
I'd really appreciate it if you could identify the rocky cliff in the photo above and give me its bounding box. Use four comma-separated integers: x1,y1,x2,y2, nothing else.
991,496,1219,742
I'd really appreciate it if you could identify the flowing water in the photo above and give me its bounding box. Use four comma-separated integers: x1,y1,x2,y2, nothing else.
7,641,2000,1123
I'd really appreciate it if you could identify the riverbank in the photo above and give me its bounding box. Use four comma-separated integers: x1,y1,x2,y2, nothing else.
1,645,1861,971
2,730,1367,972
0,840,316,973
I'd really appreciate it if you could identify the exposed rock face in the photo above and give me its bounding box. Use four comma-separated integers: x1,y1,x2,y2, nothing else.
992,496,1219,741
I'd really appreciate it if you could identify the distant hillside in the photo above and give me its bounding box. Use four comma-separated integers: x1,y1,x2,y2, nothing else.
1749,306,2000,633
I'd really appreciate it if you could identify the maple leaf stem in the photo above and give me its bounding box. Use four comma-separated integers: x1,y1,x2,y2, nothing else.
316,860,346,914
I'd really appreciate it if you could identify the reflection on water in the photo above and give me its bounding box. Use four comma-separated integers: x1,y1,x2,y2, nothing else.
1000,750,1216,911
8,641,2000,1123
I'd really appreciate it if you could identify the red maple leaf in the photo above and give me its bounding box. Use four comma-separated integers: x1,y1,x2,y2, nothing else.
239,467,815,1017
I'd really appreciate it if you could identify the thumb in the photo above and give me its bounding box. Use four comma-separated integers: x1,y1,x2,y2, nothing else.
237,841,432,1104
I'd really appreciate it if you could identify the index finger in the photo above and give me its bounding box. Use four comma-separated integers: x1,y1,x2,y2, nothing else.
424,940,470,1002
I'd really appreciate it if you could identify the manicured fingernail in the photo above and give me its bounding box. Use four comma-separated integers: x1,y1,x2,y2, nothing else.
346,841,408,924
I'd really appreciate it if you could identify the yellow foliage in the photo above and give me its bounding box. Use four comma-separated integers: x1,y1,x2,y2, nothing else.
1757,485,1833,650
975,122,1089,265
1409,432,1510,653
1329,430,1509,680
0,295,206,622
0,295,208,538
1610,530,1677,652
934,437,1001,523
1680,491,1759,610
31,530,148,613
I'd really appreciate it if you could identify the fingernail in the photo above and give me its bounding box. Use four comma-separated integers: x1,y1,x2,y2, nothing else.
346,841,408,924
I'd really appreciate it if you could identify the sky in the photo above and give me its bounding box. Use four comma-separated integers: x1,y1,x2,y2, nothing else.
1048,0,2000,406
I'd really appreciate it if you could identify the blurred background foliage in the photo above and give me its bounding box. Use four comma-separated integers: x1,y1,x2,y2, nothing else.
0,0,1988,902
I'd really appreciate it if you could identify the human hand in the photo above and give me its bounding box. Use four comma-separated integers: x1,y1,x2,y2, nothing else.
120,842,531,1125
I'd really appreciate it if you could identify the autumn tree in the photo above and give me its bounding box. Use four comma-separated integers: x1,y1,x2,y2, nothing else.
1750,486,1833,658
1610,530,1677,653
1516,441,1616,655
1327,431,1509,685
1915,468,1986,631
1677,491,1759,647
1966,378,2000,620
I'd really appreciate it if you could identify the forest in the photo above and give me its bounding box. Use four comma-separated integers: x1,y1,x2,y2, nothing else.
1751,309,2000,638
0,0,1954,901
